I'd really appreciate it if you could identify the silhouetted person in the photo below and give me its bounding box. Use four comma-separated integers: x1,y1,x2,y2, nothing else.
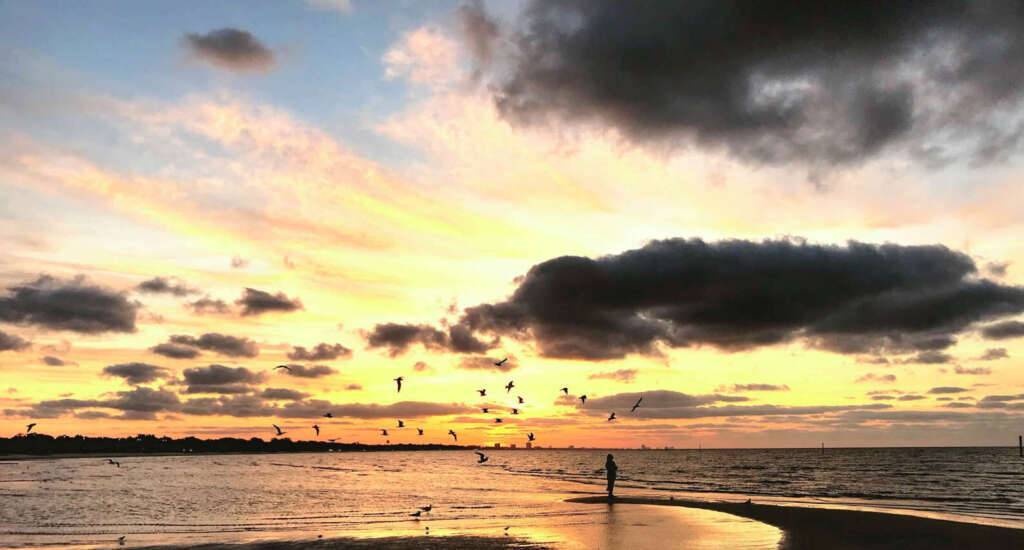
605,453,618,500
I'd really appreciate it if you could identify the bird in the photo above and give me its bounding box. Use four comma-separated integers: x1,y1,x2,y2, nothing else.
274,365,292,372
417,428,424,436
313,424,320,437
327,438,339,442
511,408,519,415
410,510,422,518
560,387,569,395
26,423,36,433
475,451,489,464
607,412,617,421
381,429,389,436
517,396,525,404
504,526,510,535
481,407,490,413
420,504,432,512
494,418,503,424
107,458,121,468
477,388,487,397
323,412,334,418
397,419,405,428
631,395,643,413
579,395,587,404
505,380,514,393
527,433,535,442
394,376,404,392
118,536,126,546
273,424,286,436
448,429,457,441
494,357,508,367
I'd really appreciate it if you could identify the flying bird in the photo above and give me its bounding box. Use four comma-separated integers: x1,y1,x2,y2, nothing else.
494,357,508,367
475,451,489,464
517,396,525,404
417,428,424,436
560,387,569,395
527,433,535,442
26,423,36,433
511,408,519,415
397,420,405,428
631,396,643,413
505,380,514,393
607,412,617,422
273,424,286,436
323,412,334,418
106,459,120,468
477,388,487,397
494,418,503,423
381,429,389,436
579,395,587,404
448,429,457,441
394,376,404,392
313,424,320,437
274,365,292,372
481,407,490,413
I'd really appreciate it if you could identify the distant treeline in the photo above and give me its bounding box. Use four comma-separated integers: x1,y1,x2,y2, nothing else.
0,433,467,456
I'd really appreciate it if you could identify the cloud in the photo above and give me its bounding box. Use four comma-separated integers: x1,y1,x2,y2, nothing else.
235,288,303,316
457,0,500,74
928,386,969,394
898,394,926,401
186,297,230,315
0,330,30,352
981,320,1024,340
167,333,259,358
576,390,887,419
954,366,992,375
383,26,460,88
230,256,249,269
180,364,265,394
588,369,638,383
287,343,352,362
856,373,897,383
985,262,1010,278
412,361,431,372
901,351,954,364
458,355,516,372
150,342,201,359
103,362,170,385
260,388,311,401
364,323,493,356
136,276,197,297
7,387,183,419
344,383,363,391
978,348,1009,361
41,356,73,366
276,400,474,419
305,0,351,14
183,28,275,73
445,239,1024,360
279,364,337,378
718,383,790,392
488,1,1024,166
181,395,271,417
0,275,138,334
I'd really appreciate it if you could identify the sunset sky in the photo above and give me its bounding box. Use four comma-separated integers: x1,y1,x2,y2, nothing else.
2,0,1024,448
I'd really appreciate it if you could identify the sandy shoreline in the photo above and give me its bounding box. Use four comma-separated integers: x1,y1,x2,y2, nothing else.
567,496,1024,549
135,536,547,550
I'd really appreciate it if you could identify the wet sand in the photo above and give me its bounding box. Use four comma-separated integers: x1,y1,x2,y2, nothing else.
137,536,546,550
568,496,1024,549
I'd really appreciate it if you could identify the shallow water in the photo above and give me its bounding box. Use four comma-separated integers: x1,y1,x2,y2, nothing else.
0,447,1020,548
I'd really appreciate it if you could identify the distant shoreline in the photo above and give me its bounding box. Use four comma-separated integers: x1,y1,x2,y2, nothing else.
568,496,1024,549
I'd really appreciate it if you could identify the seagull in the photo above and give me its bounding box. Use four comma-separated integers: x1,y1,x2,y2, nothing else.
381,429,389,436
527,433,535,442
511,408,519,415
26,423,36,433
417,428,424,436
420,504,432,512
631,395,643,413
517,396,525,404
494,418,503,423
313,424,320,437
607,412,617,421
323,412,334,418
477,388,487,397
274,365,292,372
505,380,514,393
394,377,404,393
448,429,457,441
481,407,490,413
579,395,587,404
273,424,286,436
118,536,126,546
495,357,508,367
397,420,405,428
560,387,569,395
411,510,422,518
475,451,489,464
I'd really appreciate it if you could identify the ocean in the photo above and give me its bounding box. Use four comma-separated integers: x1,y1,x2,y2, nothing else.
1,447,1021,548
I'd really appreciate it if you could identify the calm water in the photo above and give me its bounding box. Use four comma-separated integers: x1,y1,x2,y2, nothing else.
1,448,1021,547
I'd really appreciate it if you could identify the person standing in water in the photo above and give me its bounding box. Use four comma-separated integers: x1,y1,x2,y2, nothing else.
605,454,618,500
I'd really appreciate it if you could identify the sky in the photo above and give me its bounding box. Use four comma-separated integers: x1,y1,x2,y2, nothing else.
2,0,1024,448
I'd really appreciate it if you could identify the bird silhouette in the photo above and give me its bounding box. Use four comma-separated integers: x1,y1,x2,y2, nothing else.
511,408,519,415
394,377,404,392
481,407,490,413
323,412,334,418
560,387,569,395
475,451,489,463
527,432,535,442
494,418,503,423
417,428,424,436
381,429,389,436
448,429,457,441
631,395,643,413
274,365,292,372
420,504,432,512
517,396,525,404
410,510,422,518
579,395,587,404
607,412,617,421
26,423,36,433
107,458,120,468
494,357,508,367
118,536,126,545
477,388,487,397
505,380,514,393
273,424,286,436
397,419,405,428
328,438,339,442
313,424,320,437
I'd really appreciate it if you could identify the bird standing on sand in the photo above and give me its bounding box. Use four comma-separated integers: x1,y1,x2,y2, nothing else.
631,396,643,413
26,423,36,433
313,425,320,437
394,376,404,392
475,451,489,464
107,459,121,468
560,387,569,395
607,412,616,421
494,357,508,367
274,365,292,372
527,433,535,442
505,380,514,393
381,429,389,436
448,429,457,441
397,419,405,428
579,395,587,404
273,424,286,436
417,428,424,436
477,388,487,397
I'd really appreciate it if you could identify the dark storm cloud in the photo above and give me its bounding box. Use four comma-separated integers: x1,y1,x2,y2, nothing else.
928,386,969,394
168,333,259,358
981,320,1024,340
0,275,138,333
287,343,352,362
260,388,311,401
445,239,1024,360
186,297,230,315
0,330,30,352
979,348,1009,361
235,288,302,316
719,384,790,392
136,277,197,297
279,364,337,378
364,323,493,356
103,362,170,385
150,342,201,359
588,369,638,383
489,1,1024,165
183,28,275,73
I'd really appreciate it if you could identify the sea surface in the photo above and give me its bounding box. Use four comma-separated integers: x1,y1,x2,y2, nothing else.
1,447,1021,548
